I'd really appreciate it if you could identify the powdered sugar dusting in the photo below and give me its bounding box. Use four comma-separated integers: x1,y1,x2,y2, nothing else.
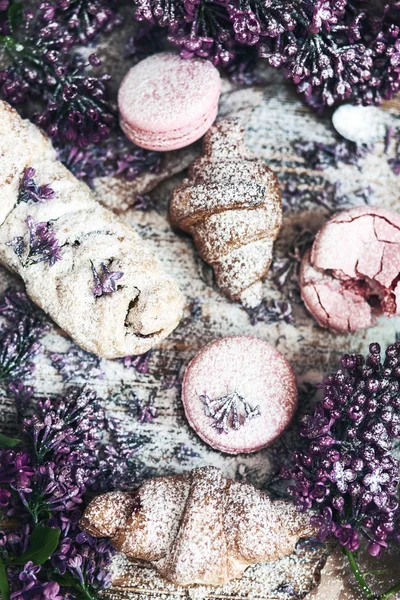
170,119,282,307
82,467,315,588
182,336,297,454
109,544,325,600
80,491,138,537
118,52,221,135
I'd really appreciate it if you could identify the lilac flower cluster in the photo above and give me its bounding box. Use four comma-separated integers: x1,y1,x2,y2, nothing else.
271,228,314,291
50,347,104,382
201,391,261,434
0,20,115,148
282,342,400,559
133,1,400,109
37,0,123,47
0,290,48,384
111,384,158,424
0,387,116,600
94,413,154,492
0,2,160,187
57,132,162,188
293,140,372,171
7,216,62,268
125,23,167,65
122,351,152,375
282,180,373,214
0,286,158,598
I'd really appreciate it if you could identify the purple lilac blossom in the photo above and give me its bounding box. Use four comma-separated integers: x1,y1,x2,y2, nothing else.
91,261,124,297
7,216,62,267
0,386,118,599
246,299,294,326
282,342,400,557
122,351,152,375
0,290,48,384
133,1,400,109
17,168,55,204
50,346,104,382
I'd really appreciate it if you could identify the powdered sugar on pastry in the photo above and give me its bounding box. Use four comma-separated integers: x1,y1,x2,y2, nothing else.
170,119,282,307
0,101,184,358
181,336,298,454
80,466,315,587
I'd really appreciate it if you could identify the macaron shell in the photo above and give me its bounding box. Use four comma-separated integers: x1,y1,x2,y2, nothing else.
118,52,221,151
120,101,219,151
182,336,298,455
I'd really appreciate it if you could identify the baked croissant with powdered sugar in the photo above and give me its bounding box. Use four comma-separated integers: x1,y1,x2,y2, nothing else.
80,466,315,587
170,119,282,308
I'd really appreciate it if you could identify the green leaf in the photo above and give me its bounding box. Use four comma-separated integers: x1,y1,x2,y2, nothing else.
0,433,21,448
0,555,10,600
11,526,61,566
7,3,23,34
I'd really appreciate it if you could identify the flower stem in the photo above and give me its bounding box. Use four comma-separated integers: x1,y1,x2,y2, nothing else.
344,548,376,599
344,548,400,600
379,582,400,600
363,570,391,578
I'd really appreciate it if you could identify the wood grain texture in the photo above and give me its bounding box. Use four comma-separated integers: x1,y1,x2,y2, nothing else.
1,55,400,599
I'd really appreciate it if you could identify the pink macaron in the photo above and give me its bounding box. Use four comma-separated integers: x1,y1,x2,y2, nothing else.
182,336,298,455
300,206,400,333
118,52,221,152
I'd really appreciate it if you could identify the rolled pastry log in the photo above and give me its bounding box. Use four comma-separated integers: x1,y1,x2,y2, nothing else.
0,102,184,358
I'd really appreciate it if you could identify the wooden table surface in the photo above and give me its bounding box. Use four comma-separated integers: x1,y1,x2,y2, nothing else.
2,35,400,600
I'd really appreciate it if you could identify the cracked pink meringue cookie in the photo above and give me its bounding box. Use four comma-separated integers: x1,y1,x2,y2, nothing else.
300,206,400,333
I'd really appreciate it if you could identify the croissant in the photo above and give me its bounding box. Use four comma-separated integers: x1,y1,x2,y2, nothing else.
170,119,282,307
0,101,184,359
80,466,314,587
